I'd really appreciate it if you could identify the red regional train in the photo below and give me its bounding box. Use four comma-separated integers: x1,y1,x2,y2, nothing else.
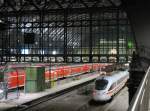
0,63,108,89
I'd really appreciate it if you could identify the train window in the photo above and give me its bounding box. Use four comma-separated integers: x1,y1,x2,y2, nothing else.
108,83,116,91
95,79,108,90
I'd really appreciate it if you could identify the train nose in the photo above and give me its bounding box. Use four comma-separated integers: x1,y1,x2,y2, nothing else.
93,90,111,101
93,90,104,97
93,90,105,95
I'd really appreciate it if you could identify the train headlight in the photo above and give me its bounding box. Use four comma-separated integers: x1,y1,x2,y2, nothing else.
0,89,3,92
0,89,4,99
93,90,96,95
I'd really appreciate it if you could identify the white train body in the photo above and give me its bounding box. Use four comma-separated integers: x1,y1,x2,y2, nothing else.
93,70,129,101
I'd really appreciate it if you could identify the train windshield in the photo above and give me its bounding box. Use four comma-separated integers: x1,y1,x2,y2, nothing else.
95,79,108,90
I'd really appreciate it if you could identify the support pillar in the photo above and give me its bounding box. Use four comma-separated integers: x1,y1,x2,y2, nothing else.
128,52,145,104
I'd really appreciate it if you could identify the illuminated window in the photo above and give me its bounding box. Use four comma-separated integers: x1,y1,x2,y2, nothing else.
21,49,29,54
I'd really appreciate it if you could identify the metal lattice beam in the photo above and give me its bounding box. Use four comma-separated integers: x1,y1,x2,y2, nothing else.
107,0,117,7
52,0,63,9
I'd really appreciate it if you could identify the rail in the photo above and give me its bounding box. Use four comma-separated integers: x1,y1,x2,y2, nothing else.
128,66,150,111
10,76,96,111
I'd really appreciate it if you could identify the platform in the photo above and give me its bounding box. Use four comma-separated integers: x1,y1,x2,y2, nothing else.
0,73,100,111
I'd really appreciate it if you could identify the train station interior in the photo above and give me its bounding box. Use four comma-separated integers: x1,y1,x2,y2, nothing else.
0,0,149,111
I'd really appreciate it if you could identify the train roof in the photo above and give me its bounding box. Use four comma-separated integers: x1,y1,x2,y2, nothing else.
96,70,129,83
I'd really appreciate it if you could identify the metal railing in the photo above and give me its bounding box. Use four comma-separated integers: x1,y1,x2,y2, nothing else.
128,66,150,111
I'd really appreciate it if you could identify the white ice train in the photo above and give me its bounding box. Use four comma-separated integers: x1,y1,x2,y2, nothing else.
93,69,129,101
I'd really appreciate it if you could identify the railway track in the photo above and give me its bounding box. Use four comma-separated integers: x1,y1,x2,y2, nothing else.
7,77,96,111
20,87,128,111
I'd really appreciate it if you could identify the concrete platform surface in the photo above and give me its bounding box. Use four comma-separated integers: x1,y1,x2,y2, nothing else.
0,73,100,111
